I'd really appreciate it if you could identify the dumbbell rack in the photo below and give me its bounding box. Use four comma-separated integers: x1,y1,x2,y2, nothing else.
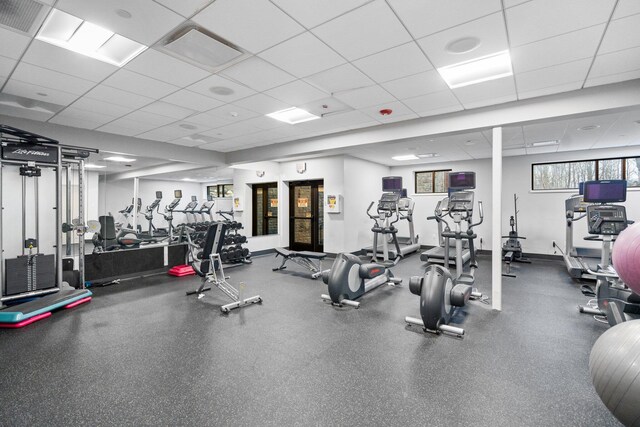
220,221,251,266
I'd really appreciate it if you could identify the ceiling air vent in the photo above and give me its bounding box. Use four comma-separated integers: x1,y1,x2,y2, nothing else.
0,0,44,33
162,26,244,71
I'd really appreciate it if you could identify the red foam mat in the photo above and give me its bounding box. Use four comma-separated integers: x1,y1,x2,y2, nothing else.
0,312,52,329
168,265,195,277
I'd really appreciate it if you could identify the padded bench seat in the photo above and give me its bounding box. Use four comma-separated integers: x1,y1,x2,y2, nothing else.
275,247,326,259
273,248,327,278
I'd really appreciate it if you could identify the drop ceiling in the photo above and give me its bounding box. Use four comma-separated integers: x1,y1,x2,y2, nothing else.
0,0,639,158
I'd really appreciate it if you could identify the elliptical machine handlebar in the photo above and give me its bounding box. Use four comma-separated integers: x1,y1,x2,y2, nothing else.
469,201,484,229
366,201,377,222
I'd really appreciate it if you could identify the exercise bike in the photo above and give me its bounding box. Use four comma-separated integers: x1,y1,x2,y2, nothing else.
405,172,484,337
321,252,401,308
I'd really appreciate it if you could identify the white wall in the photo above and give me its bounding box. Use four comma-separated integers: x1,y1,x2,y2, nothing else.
502,146,640,255
391,159,493,250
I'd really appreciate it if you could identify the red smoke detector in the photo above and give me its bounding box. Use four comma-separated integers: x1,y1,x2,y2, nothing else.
379,108,393,116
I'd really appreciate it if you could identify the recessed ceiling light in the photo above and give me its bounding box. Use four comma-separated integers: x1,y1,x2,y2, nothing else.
179,123,197,130
464,140,475,146
84,163,106,169
445,37,481,54
36,9,147,67
210,86,234,96
104,156,136,162
36,92,47,97
577,125,600,131
115,9,132,19
528,140,559,147
266,107,320,125
437,50,513,89
392,154,419,161
417,153,440,158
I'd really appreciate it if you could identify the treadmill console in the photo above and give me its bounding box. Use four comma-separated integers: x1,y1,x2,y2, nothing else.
586,205,627,235
378,192,400,211
448,191,474,212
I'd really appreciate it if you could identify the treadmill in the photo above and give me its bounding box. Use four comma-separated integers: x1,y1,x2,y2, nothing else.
421,192,472,266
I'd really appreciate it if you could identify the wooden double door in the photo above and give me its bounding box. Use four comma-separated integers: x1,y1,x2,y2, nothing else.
289,180,323,252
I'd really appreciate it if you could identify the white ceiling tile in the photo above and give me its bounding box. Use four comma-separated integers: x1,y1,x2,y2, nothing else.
402,90,462,116
585,69,640,88
103,69,179,99
96,123,146,136
598,13,640,54
259,32,345,78
503,0,531,8
141,101,196,120
353,42,433,83
11,62,95,96
169,134,221,147
271,0,372,28
205,104,261,122
516,58,591,94
69,97,134,117
387,0,502,39
0,28,31,60
153,0,213,18
239,115,288,130
503,148,526,157
589,46,640,79
56,0,184,45
221,57,296,91
613,0,640,19
453,77,517,109
0,55,17,77
304,63,375,94
184,111,234,128
523,121,567,144
84,84,154,109
525,145,559,155
122,110,177,127
381,70,449,100
192,0,305,53
312,0,412,61
517,81,583,100
360,100,415,122
21,40,118,82
233,94,291,115
103,117,158,133
264,80,329,105
298,97,353,117
418,13,508,69
511,25,605,73
202,122,261,139
3,79,79,106
49,107,113,129
333,85,395,109
187,74,257,102
0,104,55,122
506,0,616,47
161,89,224,112
137,122,207,141
125,49,211,87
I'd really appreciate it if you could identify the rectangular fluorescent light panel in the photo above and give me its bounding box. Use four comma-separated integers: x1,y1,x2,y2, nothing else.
266,107,320,125
530,140,559,147
84,163,106,169
438,50,513,89
392,154,419,161
417,153,439,158
104,156,136,162
36,9,147,67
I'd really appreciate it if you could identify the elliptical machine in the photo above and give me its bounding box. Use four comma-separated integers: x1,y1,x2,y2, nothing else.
321,253,401,308
405,171,484,337
366,193,403,267
157,190,182,241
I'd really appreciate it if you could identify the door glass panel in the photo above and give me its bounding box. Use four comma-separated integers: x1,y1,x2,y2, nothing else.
318,185,324,246
268,217,278,235
294,219,312,244
256,187,264,236
294,185,312,218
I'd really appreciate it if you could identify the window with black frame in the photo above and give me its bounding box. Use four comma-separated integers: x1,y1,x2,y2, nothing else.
415,169,451,194
531,156,639,190
252,182,278,236
207,184,234,198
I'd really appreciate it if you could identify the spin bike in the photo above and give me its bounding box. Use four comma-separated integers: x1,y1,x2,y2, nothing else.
406,175,484,337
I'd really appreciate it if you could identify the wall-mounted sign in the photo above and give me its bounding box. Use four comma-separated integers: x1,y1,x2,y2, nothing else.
297,197,308,208
326,194,341,213
233,196,243,211
270,198,278,208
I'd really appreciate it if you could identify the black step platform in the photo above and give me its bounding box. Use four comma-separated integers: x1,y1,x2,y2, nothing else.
0,289,92,328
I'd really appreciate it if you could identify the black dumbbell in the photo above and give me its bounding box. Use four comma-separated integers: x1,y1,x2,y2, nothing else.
242,248,250,258
238,235,247,243
236,222,243,230
220,248,228,262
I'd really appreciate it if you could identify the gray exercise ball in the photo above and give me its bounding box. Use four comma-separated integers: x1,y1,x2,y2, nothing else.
589,320,640,427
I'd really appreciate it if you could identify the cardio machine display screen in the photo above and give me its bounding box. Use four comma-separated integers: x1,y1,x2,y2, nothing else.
583,180,627,203
174,190,182,198
448,172,476,189
156,191,162,199
382,176,403,192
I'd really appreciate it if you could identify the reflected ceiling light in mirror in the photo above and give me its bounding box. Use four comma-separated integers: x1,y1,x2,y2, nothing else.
417,153,439,158
528,140,558,147
84,164,106,169
392,154,419,161
577,125,600,131
437,50,512,89
266,107,320,125
104,156,136,162
36,9,147,67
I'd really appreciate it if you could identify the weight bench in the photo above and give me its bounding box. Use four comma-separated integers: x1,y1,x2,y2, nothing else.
273,247,327,279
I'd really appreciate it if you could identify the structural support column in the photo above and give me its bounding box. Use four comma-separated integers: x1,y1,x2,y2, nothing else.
132,177,139,231
492,127,503,311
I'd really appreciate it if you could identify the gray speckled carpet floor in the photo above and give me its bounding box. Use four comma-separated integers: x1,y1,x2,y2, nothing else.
0,253,619,426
